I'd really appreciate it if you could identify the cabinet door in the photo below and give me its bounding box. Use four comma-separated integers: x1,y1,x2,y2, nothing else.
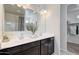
41,37,54,55
41,43,48,55
17,46,40,55
48,37,54,55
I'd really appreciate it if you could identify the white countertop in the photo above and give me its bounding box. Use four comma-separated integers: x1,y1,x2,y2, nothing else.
0,33,54,50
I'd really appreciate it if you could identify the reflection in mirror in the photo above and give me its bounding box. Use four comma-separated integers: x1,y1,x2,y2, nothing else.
24,9,40,34
4,4,25,31
4,4,40,34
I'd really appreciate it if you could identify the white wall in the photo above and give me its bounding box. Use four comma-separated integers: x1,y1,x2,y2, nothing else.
45,4,60,54
60,5,67,51
0,4,60,54
0,5,4,45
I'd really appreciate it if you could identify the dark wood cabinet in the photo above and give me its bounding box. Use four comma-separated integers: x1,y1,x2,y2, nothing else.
41,44,48,55
48,38,54,55
0,37,54,55
16,46,40,55
41,37,54,55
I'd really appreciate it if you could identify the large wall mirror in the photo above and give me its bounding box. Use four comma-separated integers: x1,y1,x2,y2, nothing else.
4,4,25,31
4,4,40,33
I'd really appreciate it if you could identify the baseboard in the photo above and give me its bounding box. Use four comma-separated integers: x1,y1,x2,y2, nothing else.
53,51,60,55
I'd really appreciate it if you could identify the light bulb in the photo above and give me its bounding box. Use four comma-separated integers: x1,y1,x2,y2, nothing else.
25,20,29,23
40,10,48,15
43,10,47,14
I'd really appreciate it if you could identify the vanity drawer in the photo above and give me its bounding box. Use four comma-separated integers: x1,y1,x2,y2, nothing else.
20,40,40,51
0,45,22,54
16,46,40,55
7,46,22,54
0,41,40,55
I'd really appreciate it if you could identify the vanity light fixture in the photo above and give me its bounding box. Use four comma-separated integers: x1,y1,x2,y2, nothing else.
40,9,48,15
17,4,31,9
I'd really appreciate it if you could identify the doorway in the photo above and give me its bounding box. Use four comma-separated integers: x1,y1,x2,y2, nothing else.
67,4,79,55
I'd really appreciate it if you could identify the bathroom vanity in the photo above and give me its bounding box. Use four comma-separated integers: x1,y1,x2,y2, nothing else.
0,36,54,55
0,4,55,55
